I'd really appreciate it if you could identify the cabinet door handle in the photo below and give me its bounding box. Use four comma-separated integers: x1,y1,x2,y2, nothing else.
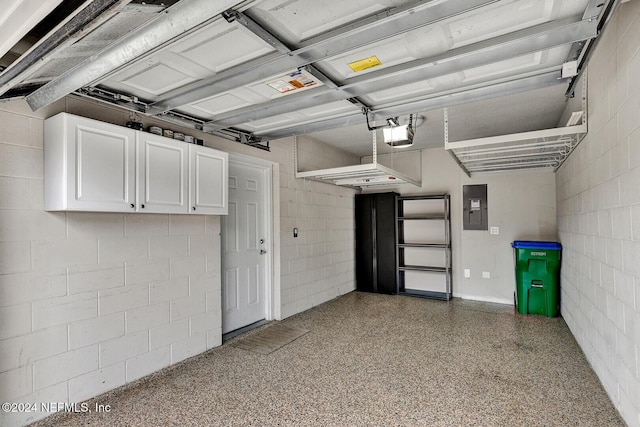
192,206,196,211
130,204,135,208
141,204,145,209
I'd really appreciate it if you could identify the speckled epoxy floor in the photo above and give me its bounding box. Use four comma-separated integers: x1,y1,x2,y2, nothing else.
32,292,625,426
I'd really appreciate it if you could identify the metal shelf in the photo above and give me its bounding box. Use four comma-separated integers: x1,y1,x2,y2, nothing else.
396,194,452,300
294,133,421,189
399,290,451,301
398,243,449,249
399,265,447,272
443,78,588,176
398,215,446,220
399,194,448,200
296,162,421,188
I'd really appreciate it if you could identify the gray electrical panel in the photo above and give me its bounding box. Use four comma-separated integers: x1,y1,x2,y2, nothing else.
463,184,487,230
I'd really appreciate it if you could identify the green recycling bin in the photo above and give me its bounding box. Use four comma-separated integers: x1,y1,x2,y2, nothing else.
512,241,562,317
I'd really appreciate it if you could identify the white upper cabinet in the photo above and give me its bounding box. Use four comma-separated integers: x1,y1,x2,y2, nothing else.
44,113,228,215
137,133,189,214
45,113,137,212
189,144,228,215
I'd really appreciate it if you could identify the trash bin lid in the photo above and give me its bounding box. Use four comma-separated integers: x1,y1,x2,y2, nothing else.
512,241,562,250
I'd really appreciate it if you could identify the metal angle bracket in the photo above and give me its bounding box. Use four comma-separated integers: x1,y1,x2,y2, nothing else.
372,124,377,165
215,127,270,151
555,72,588,171
222,9,238,23
443,108,471,177
565,0,621,97
294,135,299,177
222,9,291,54
77,86,148,112
363,107,393,132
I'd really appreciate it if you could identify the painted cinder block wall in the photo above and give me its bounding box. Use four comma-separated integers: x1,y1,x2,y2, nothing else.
556,1,640,426
0,98,356,427
275,136,357,318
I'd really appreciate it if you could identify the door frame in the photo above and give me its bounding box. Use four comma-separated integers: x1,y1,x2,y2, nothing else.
223,152,276,327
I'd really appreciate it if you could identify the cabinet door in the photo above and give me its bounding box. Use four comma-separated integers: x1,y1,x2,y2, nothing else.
355,193,398,294
189,145,228,215
374,192,398,294
61,114,136,212
137,133,189,213
355,194,375,292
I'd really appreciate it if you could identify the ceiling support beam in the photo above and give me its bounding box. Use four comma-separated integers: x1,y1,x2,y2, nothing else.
0,0,132,97
25,0,244,111
364,70,567,122
222,11,342,93
202,17,597,132
257,71,567,139
0,0,63,62
146,0,498,114
195,9,369,132
222,9,290,54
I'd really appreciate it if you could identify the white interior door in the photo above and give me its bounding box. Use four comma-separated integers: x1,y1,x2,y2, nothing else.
221,158,270,334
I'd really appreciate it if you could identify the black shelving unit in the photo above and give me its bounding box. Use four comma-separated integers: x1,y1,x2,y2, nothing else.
397,194,452,300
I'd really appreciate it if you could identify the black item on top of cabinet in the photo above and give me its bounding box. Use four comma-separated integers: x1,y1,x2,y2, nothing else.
397,194,452,300
355,192,398,294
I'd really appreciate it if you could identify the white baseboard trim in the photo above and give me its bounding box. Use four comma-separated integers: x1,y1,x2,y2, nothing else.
453,294,513,306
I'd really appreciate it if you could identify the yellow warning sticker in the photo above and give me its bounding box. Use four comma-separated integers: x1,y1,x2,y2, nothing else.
348,56,382,72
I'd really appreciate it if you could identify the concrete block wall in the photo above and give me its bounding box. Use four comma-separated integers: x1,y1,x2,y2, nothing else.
0,102,222,427
556,2,640,426
276,138,357,318
0,98,357,427
295,135,360,171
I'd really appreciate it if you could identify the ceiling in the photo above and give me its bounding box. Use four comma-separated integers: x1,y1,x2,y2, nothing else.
0,0,615,164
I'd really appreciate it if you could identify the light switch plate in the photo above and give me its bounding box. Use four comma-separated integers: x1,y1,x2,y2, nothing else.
464,269,471,278
482,271,491,279
490,226,499,235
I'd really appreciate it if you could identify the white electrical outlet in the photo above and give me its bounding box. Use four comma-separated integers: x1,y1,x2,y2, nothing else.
482,271,491,279
490,226,499,235
464,269,471,278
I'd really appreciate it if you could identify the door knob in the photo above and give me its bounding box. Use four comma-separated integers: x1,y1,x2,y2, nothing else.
259,239,265,244
260,249,267,255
